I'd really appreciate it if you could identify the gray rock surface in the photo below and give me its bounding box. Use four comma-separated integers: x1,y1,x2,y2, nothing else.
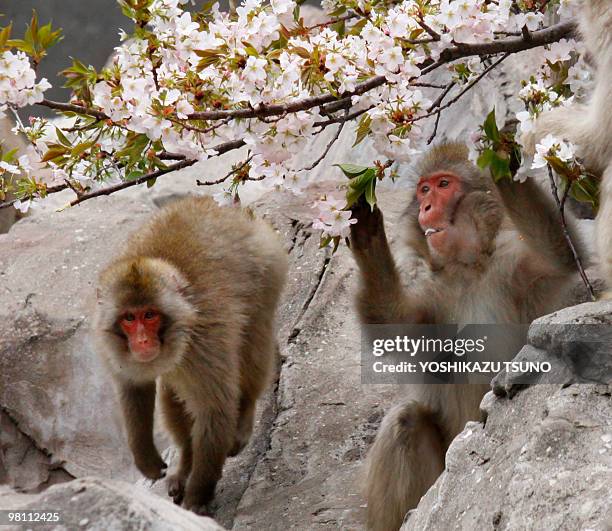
402,301,612,531
0,477,223,530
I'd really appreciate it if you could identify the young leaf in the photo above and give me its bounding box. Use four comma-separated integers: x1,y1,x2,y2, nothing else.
364,177,377,210
353,114,372,147
335,162,370,177
482,109,500,143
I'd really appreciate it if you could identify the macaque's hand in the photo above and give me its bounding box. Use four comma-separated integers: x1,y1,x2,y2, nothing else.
349,195,386,253
134,450,167,480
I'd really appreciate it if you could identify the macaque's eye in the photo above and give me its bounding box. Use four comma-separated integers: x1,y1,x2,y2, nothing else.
439,179,449,188
124,313,135,322
421,185,430,194
144,310,158,320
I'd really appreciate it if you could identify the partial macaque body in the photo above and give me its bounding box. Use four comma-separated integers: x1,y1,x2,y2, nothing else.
350,144,584,531
525,0,612,293
93,196,287,513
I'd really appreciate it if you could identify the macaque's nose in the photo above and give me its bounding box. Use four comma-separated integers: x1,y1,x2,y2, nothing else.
423,204,432,212
135,325,152,347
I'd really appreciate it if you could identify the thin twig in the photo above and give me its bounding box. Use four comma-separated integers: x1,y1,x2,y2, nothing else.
55,138,244,208
416,17,440,40
427,111,442,145
304,113,347,171
414,53,511,125
196,155,253,186
306,12,357,31
547,165,596,301
427,81,456,112
39,99,109,120
69,159,197,206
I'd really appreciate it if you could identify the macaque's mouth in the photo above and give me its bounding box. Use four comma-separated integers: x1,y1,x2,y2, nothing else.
424,228,444,237
133,350,160,363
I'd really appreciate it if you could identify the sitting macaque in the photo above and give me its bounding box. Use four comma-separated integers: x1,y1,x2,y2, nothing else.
93,196,287,513
349,143,585,530
524,0,612,294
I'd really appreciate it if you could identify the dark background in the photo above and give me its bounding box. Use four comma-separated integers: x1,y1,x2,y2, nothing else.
1,1,126,113
0,1,224,116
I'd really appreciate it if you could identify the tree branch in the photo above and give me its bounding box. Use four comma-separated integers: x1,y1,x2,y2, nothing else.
35,21,574,128
186,21,574,121
546,165,596,301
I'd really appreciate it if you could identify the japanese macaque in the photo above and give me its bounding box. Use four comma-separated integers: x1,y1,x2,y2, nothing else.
523,0,612,293
349,143,584,531
92,196,287,513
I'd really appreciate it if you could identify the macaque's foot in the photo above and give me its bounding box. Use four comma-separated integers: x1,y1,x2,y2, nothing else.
228,432,249,457
182,481,216,514
166,470,187,504
229,416,254,457
135,453,167,481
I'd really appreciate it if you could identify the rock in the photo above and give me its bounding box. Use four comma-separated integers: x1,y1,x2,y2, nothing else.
0,410,73,492
0,477,223,530
402,300,612,531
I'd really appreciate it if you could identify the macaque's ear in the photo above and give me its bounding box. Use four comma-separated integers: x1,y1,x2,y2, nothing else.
170,274,190,296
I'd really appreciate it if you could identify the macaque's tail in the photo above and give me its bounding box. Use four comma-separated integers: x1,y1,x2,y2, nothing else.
364,401,445,531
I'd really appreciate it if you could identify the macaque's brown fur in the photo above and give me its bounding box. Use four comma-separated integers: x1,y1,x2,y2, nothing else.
350,144,583,531
93,196,287,513
524,0,612,293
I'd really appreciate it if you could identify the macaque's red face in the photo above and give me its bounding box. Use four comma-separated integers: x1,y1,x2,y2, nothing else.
416,172,467,258
119,308,162,362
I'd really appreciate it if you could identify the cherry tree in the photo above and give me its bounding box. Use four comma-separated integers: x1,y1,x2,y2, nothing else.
0,0,597,247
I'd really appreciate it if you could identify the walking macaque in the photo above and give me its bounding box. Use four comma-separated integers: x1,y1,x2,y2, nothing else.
92,196,288,513
349,143,584,531
524,0,612,292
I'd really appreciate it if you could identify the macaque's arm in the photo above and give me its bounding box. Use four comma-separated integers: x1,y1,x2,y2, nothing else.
496,178,588,273
349,198,434,324
118,381,167,480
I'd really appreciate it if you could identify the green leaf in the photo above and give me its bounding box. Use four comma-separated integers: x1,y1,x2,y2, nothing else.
482,109,500,143
0,23,12,51
489,153,510,181
125,170,144,181
71,140,95,157
40,144,69,162
364,177,377,210
349,18,367,37
570,176,599,210
353,114,371,147
55,127,71,148
345,167,376,207
477,148,494,168
335,162,370,177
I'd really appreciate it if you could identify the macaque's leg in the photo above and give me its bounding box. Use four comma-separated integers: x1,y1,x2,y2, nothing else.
229,394,257,457
118,382,167,480
350,198,431,323
159,384,193,504
597,164,612,297
365,400,446,531
230,308,277,457
182,406,237,513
